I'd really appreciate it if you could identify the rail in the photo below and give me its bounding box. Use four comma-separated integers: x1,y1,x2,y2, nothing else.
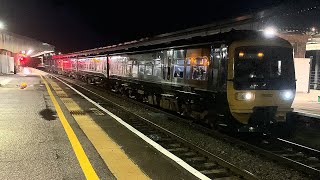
51,74,258,180
50,72,319,179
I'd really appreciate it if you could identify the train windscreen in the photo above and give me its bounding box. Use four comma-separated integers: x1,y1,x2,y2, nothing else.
234,46,295,90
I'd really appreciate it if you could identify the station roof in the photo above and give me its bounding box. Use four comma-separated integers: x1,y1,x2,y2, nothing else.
0,30,55,57
307,33,320,51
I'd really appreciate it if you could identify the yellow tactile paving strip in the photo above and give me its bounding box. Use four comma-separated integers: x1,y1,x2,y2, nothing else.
40,75,99,180
45,77,150,180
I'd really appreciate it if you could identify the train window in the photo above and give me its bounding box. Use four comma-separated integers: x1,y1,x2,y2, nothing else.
94,58,101,71
167,59,171,80
186,48,210,81
148,51,163,81
126,60,132,77
186,66,191,79
138,61,145,79
132,60,138,78
153,57,162,78
234,46,294,90
191,58,207,80
91,59,95,71
109,56,120,75
219,46,228,90
173,50,185,79
210,47,222,90
219,58,228,90
145,62,153,76
78,59,83,70
104,57,108,71
71,59,77,70
185,58,191,79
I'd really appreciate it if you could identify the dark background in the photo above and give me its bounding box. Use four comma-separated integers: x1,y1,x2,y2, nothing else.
0,0,316,52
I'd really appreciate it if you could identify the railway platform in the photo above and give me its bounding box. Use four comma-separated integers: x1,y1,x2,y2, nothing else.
0,68,198,180
293,90,320,118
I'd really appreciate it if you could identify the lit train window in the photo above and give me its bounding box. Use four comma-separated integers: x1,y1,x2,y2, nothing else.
234,46,294,90
174,59,184,78
173,50,186,79
190,57,208,81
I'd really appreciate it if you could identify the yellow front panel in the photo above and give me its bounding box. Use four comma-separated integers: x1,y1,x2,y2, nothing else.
227,40,295,124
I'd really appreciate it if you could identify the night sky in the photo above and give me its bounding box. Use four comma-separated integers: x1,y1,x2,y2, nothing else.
0,0,317,53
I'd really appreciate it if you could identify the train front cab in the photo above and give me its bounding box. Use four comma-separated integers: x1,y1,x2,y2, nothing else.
226,39,296,133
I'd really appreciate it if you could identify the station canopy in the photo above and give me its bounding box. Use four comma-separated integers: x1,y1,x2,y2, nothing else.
0,30,54,56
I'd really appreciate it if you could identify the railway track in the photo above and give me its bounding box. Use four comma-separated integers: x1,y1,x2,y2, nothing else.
50,74,257,180
50,73,319,179
242,136,320,177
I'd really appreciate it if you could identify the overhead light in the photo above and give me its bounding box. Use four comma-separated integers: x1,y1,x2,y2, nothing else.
264,27,277,38
0,21,5,30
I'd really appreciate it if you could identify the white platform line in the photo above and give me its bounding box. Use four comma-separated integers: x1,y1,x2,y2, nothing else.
294,110,320,119
54,76,211,180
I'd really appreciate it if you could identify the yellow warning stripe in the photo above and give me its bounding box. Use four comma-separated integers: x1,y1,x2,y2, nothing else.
40,75,99,180
45,77,150,180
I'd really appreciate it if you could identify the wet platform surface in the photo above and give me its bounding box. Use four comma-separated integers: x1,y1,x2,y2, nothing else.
289,90,320,150
293,90,320,118
0,68,199,180
0,70,114,179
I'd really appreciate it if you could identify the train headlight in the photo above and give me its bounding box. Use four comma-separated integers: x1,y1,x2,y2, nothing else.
236,92,254,101
281,90,294,100
264,27,277,38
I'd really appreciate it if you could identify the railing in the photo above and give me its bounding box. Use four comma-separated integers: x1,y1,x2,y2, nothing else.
309,71,320,90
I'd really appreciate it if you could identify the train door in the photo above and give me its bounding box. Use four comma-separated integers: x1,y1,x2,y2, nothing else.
208,44,228,91
103,56,109,78
172,49,186,85
162,50,173,83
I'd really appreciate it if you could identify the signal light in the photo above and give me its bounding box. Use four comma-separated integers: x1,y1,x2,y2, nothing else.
239,52,245,58
257,52,264,58
19,57,26,61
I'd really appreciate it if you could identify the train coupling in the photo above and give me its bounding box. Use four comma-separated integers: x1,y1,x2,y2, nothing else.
238,106,278,132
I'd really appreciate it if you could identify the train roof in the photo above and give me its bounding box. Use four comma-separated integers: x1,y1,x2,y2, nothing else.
53,30,291,58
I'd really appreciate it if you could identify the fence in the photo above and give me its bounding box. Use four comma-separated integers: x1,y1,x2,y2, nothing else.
309,70,320,90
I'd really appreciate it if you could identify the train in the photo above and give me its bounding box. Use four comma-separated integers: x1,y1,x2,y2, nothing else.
46,30,296,135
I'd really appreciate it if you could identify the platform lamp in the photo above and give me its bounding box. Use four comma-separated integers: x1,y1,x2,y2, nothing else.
0,21,5,30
